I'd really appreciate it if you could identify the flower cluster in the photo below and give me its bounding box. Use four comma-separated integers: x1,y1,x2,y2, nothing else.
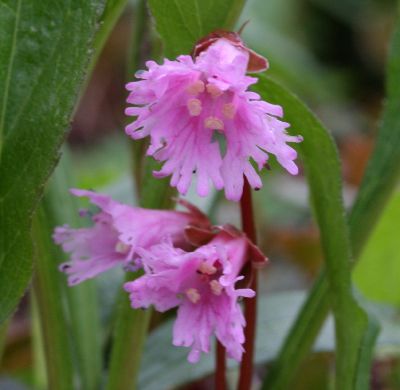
125,227,265,363
55,190,266,363
55,35,300,365
126,38,302,201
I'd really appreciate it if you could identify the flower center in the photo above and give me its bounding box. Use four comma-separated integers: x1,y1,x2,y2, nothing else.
185,79,236,130
189,260,225,298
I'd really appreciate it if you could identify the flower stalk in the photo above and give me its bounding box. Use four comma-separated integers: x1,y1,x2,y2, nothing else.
216,340,227,389
238,179,258,390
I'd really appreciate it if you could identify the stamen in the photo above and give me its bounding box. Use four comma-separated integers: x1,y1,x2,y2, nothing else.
206,83,223,98
222,103,236,119
187,80,205,95
186,288,201,303
198,261,217,275
115,241,130,254
187,98,202,116
204,116,224,130
210,280,223,296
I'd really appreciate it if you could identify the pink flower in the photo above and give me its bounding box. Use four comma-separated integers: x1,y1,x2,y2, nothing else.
54,189,209,285
125,38,302,201
124,230,261,363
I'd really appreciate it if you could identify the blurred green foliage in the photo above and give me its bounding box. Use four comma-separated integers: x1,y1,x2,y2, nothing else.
354,191,400,305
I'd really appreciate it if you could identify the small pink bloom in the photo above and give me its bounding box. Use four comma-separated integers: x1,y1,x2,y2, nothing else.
124,231,257,363
125,38,302,201
54,189,208,285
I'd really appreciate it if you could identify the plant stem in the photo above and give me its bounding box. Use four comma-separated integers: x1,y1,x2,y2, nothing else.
31,296,47,390
238,179,258,390
216,340,227,389
106,287,152,390
32,209,75,390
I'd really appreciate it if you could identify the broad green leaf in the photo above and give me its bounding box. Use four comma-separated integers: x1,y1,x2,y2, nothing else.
354,191,400,305
253,75,378,390
260,16,400,389
0,0,106,323
138,291,399,390
147,0,246,57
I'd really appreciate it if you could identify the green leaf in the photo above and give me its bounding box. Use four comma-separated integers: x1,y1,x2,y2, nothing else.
253,75,378,389
354,191,400,305
137,291,398,390
260,16,400,389
147,0,246,57
0,0,106,323
32,210,75,390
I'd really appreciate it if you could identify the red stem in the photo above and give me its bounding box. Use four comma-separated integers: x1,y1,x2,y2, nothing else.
215,340,227,389
238,179,257,390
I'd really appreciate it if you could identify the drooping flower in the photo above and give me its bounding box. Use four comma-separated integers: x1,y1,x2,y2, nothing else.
124,228,266,363
125,37,302,201
53,189,209,285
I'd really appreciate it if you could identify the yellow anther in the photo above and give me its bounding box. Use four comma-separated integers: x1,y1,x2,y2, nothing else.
186,80,205,95
198,262,217,275
186,288,201,303
206,83,223,98
210,280,223,295
222,103,236,119
204,116,224,130
115,241,130,254
187,98,202,116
